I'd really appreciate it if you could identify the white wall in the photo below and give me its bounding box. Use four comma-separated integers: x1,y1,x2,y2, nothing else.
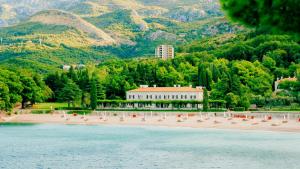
126,91,203,101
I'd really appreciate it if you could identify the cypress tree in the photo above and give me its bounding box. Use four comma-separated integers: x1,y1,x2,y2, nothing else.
206,69,212,91
97,83,106,100
90,79,97,110
212,64,220,82
203,88,209,112
198,64,207,87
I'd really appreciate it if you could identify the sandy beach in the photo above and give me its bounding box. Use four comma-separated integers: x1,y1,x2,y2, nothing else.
1,112,300,133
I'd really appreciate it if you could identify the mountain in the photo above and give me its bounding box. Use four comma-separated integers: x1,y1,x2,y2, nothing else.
0,0,222,27
30,10,116,45
0,0,245,73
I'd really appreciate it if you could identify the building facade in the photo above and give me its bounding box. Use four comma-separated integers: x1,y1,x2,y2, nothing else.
125,85,203,109
127,85,203,101
97,85,225,110
155,45,174,60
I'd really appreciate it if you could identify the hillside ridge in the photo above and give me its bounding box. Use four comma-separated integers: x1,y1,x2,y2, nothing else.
30,10,116,45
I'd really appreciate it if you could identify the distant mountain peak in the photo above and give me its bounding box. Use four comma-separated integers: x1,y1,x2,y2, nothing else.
29,10,116,45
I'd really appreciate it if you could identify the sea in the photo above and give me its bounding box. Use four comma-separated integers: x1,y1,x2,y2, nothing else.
0,123,299,169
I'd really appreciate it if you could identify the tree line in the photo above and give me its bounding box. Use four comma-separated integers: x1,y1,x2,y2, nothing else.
1,32,299,112
0,69,51,111
44,67,105,109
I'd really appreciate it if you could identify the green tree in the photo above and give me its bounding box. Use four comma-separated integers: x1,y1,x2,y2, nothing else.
0,82,10,111
57,80,82,108
225,92,239,109
32,74,52,104
0,70,23,111
19,76,40,109
203,88,209,111
220,0,300,34
262,56,276,71
90,79,98,110
67,66,78,83
97,84,106,100
239,95,251,110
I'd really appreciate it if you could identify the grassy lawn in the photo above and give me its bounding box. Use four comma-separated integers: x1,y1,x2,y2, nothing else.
32,103,68,110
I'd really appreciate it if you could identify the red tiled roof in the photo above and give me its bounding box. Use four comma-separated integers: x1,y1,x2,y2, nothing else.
128,87,203,92
277,77,297,83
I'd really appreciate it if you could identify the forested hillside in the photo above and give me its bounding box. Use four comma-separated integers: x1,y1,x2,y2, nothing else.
0,0,242,72
35,32,299,110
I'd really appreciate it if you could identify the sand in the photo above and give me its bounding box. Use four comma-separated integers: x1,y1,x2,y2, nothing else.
1,113,300,133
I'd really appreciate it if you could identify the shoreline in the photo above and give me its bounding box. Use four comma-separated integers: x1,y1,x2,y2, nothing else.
1,114,300,133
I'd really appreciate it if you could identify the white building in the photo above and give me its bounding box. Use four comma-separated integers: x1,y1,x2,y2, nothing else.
62,65,71,71
126,85,203,101
274,77,297,92
155,45,174,60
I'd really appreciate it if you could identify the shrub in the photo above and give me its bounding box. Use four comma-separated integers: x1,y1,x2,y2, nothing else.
233,107,245,111
31,110,52,114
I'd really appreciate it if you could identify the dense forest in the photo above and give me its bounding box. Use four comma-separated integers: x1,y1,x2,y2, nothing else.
2,32,298,111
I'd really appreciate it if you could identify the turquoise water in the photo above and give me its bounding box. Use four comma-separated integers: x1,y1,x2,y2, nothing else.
0,123,300,169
